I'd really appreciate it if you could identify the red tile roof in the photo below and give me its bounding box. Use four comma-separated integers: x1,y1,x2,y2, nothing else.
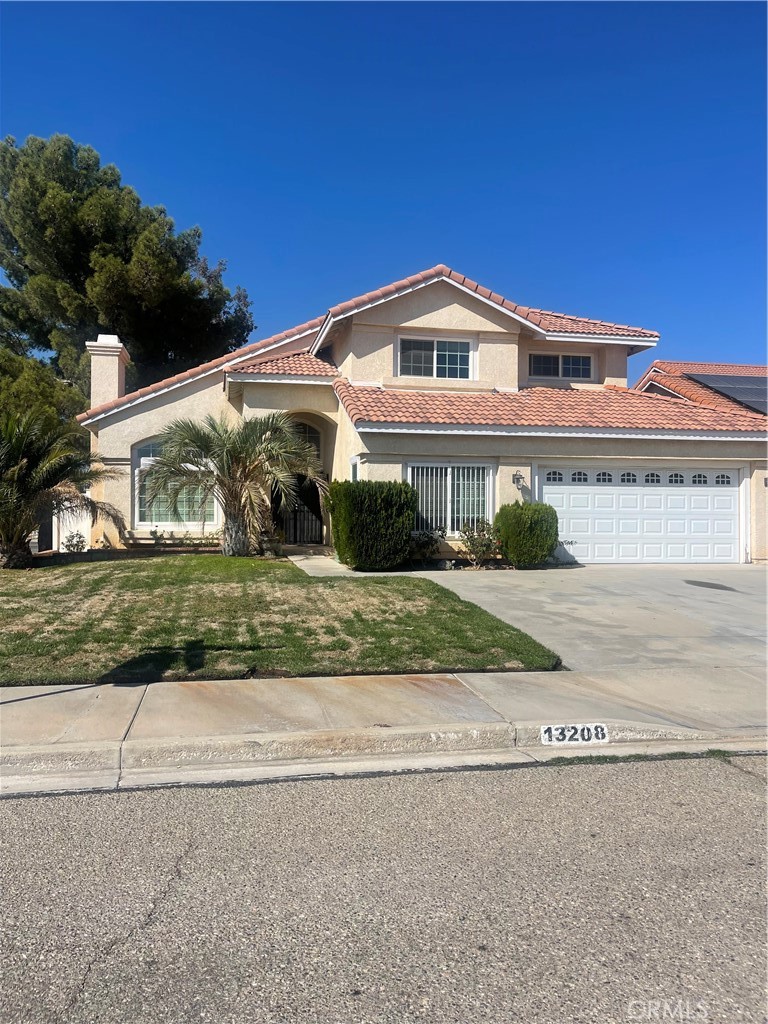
77,320,324,422
321,264,659,340
231,351,339,377
333,381,765,433
633,360,768,413
648,361,767,376
79,264,658,422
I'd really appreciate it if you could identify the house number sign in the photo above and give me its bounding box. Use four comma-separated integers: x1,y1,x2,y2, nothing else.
540,724,610,745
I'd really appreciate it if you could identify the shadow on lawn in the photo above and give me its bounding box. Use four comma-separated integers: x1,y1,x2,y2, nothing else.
97,640,208,684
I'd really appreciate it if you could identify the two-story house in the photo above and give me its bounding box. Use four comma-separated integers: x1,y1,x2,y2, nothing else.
77,265,767,563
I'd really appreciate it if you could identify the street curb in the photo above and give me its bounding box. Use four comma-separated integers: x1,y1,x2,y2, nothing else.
120,721,517,769
1,720,765,797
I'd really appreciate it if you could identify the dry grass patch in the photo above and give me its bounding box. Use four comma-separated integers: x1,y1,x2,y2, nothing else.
0,555,559,684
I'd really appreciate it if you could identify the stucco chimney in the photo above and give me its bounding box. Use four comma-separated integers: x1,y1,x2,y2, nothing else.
85,334,130,408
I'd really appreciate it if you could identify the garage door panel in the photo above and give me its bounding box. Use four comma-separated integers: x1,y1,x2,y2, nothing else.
643,494,664,510
619,493,640,510
541,467,740,564
594,494,616,510
619,520,640,534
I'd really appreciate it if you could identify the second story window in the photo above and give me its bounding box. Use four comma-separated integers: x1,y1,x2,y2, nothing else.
400,338,471,379
529,353,593,380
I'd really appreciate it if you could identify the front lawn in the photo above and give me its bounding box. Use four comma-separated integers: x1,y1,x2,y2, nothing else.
0,555,559,684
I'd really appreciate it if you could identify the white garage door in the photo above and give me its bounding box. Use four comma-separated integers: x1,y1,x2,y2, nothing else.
540,466,740,564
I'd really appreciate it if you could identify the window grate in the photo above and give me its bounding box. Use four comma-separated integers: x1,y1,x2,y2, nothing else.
409,465,488,534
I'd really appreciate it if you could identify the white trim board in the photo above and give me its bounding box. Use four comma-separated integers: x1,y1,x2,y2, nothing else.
226,373,335,386
353,422,766,441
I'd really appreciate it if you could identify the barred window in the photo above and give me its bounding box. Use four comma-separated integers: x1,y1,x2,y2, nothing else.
408,465,488,535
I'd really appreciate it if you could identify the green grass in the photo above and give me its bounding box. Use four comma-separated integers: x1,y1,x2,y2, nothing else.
0,554,559,685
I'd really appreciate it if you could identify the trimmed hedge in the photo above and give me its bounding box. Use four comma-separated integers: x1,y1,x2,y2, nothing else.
327,480,418,570
494,501,559,568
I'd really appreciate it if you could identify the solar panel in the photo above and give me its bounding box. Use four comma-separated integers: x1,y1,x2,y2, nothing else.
685,373,768,415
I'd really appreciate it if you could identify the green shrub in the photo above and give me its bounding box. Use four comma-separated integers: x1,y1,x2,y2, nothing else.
458,519,499,568
494,502,559,568
327,481,418,570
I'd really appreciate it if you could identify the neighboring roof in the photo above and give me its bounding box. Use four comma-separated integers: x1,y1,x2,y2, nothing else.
79,264,659,424
230,351,339,377
633,360,768,414
311,264,659,353
333,380,766,434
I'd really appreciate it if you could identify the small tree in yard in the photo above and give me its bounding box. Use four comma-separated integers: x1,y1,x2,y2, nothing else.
458,518,499,568
0,412,125,569
144,413,326,557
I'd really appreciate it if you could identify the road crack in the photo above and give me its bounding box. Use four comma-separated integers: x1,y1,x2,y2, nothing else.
57,838,195,1022
721,755,767,781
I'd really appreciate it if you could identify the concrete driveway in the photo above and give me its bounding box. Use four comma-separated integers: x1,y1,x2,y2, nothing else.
422,565,767,732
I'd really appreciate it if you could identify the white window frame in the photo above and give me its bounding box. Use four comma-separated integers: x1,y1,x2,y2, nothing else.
396,335,476,381
406,460,494,537
133,443,221,531
528,352,595,382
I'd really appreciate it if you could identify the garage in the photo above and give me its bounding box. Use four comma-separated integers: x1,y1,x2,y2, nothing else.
539,465,741,564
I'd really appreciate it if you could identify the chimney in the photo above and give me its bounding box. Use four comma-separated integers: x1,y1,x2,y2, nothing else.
85,334,130,408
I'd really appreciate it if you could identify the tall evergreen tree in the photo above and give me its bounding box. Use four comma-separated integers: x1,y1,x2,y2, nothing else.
0,134,254,392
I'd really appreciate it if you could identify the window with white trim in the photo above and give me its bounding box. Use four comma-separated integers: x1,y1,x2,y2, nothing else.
295,422,321,455
715,473,731,486
668,473,684,485
645,472,661,484
408,464,489,535
136,441,215,526
399,338,471,379
691,473,708,485
571,471,588,483
545,470,563,483
529,353,593,380
620,471,637,484
596,471,613,483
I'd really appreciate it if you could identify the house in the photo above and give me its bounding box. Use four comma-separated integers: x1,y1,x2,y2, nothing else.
633,360,768,415
76,265,767,564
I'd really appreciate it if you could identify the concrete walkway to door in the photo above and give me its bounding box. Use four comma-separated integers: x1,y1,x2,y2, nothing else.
417,564,767,733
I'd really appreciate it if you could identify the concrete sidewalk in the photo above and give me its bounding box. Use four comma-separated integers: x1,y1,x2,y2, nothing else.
2,671,765,796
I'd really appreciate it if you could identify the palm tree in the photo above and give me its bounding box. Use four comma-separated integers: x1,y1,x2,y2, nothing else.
144,413,327,557
0,412,126,569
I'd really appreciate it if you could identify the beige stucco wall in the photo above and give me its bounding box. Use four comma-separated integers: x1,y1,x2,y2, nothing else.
750,461,768,561
329,282,527,390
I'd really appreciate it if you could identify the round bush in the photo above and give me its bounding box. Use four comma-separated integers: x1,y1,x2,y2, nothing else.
494,502,559,568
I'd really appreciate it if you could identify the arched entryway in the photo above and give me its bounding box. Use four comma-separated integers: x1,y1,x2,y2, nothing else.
272,421,325,544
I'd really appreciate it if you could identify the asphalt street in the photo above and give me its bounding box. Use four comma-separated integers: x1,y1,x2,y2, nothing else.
1,756,765,1024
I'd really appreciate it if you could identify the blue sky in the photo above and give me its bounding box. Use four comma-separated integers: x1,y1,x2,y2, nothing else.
1,1,765,380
